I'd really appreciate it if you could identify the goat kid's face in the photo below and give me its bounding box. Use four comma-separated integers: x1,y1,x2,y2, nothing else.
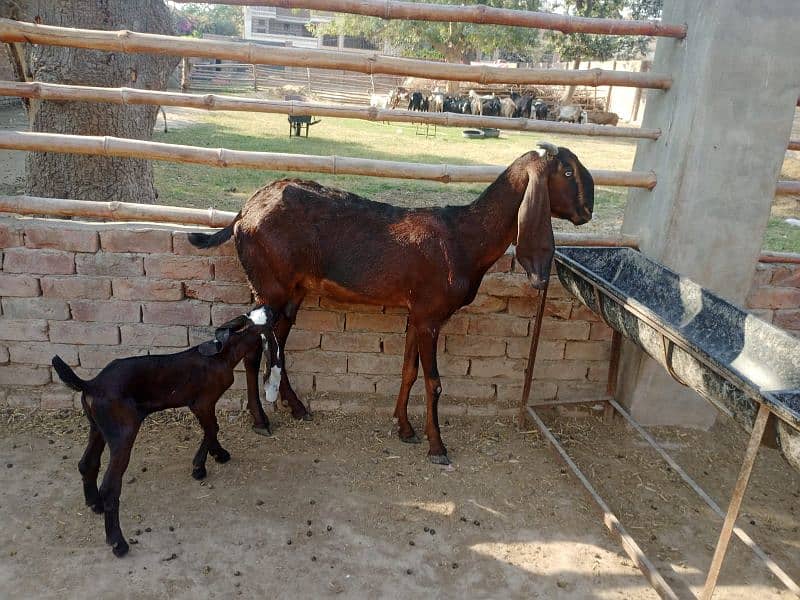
546,147,594,226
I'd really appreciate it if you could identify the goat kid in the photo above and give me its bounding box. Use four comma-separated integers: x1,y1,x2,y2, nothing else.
52,307,276,557
189,143,594,465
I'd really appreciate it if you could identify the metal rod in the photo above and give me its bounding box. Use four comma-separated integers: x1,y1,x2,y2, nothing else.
526,406,680,600
701,404,771,600
608,398,800,596
604,329,622,422
519,281,549,424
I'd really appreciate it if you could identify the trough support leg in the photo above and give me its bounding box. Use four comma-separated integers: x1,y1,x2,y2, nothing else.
519,281,549,427
700,403,770,600
527,406,679,600
604,329,622,422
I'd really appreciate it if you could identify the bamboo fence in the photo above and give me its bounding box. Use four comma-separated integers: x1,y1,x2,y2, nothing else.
0,81,660,141
0,130,657,188
0,18,672,90
172,0,687,38
775,181,800,196
788,139,800,151
0,194,641,248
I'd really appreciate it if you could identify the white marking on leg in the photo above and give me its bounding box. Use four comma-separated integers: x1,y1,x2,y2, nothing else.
264,366,282,404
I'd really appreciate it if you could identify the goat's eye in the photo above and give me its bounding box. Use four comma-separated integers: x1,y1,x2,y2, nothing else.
564,170,573,177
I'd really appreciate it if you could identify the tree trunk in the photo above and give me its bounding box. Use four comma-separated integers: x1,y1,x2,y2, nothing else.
15,1,178,204
560,58,582,105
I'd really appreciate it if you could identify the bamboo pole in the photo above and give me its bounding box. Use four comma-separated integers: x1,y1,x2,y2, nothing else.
0,130,657,188
788,139,800,151
0,81,660,140
171,0,687,39
775,180,800,196
0,18,673,90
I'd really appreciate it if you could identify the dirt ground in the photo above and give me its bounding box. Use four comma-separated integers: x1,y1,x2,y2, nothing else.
1,406,798,599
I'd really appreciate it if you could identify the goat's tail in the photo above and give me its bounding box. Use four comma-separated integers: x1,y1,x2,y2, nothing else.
187,211,241,249
52,356,86,392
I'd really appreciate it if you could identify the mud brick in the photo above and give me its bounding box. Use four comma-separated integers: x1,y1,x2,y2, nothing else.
100,229,172,253
541,319,590,341
321,332,381,353
589,323,613,341
0,222,23,248
144,255,213,280
49,321,119,345
79,345,149,368
287,373,314,394
478,273,536,298
441,313,470,335
347,353,402,375
40,388,76,410
375,377,423,398
469,357,527,379
487,253,513,273
565,341,612,361
438,355,469,376
569,304,602,322
143,301,210,326
774,309,800,332
9,342,78,366
506,338,564,360
770,266,800,288
4,248,75,275
445,335,506,357
41,276,111,300
535,360,591,381
346,312,407,333
0,319,49,342
0,346,7,363
380,334,407,355
70,300,141,323
496,381,557,407
295,309,344,332
2,298,69,320
316,374,376,394
746,286,800,310
440,378,495,400
120,324,188,347
211,303,251,326
0,273,41,297
285,330,321,351
172,231,237,256
469,314,529,337
557,381,606,401
76,253,142,277
212,257,248,283
286,350,347,374
185,281,252,304
24,225,99,252
188,326,216,346
461,294,507,314
0,365,52,386
112,278,183,301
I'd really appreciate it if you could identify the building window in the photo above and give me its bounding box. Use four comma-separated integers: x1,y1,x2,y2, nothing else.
322,34,338,47
253,18,267,34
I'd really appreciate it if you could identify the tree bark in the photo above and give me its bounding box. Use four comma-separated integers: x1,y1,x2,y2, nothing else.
15,1,178,204
560,58,582,104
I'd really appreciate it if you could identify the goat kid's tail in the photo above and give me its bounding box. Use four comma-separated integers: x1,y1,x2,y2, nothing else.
52,355,86,392
187,211,241,249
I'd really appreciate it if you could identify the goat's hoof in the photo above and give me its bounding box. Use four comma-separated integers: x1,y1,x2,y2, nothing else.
88,501,104,515
213,449,231,464
400,433,421,444
192,465,207,480
252,425,272,437
428,453,451,465
111,539,130,558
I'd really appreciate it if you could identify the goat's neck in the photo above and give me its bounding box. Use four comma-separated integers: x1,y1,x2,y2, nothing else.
221,334,259,368
457,165,528,272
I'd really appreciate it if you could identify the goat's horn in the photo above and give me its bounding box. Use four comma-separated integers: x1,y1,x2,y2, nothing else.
536,141,559,157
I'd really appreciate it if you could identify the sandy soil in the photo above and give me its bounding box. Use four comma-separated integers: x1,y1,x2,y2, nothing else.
0,407,797,600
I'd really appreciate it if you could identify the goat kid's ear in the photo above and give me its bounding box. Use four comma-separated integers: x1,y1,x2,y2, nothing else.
516,167,555,290
198,339,223,356
215,315,249,342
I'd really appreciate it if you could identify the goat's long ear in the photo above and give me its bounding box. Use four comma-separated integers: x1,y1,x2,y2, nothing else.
516,167,554,289
215,315,249,341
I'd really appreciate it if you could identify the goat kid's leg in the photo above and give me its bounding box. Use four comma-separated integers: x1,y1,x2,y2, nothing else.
191,403,230,480
79,420,106,514
418,324,449,465
394,325,420,443
97,418,140,558
244,342,272,436
274,304,311,421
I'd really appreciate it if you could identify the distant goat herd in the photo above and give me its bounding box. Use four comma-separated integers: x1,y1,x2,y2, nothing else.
370,87,620,126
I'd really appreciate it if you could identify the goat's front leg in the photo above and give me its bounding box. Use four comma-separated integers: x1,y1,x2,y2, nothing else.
417,323,448,464
190,402,230,480
244,343,272,436
97,418,140,558
394,324,420,443
78,421,106,514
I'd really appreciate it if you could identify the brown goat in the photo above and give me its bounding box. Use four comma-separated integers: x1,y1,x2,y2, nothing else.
189,143,594,464
52,308,276,557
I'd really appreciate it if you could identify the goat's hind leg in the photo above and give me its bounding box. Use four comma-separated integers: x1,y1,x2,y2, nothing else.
274,300,312,421
417,323,449,465
394,324,420,443
78,415,106,514
190,401,229,480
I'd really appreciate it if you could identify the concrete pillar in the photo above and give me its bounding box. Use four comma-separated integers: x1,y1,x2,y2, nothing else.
618,0,800,427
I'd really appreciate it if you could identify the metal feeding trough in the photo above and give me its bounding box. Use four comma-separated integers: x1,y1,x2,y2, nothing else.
554,246,800,465
461,128,500,139
519,246,800,599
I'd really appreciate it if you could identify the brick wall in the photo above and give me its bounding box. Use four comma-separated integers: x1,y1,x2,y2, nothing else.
0,216,797,415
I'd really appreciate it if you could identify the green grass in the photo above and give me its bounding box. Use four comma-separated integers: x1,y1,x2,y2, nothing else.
152,110,799,251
